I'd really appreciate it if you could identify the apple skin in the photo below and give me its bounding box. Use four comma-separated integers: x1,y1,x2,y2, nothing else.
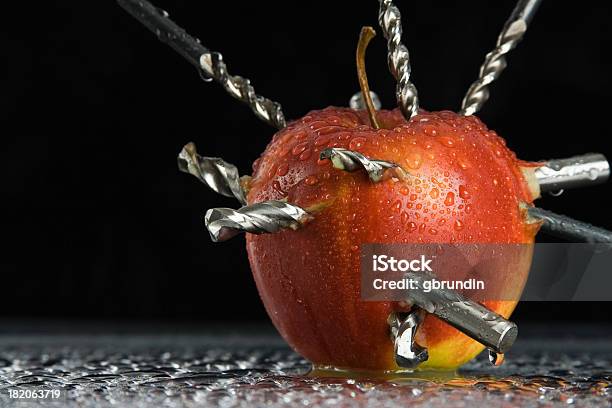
245,107,540,371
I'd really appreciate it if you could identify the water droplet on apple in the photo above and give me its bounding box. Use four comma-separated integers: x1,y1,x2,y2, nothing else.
292,142,308,156
439,136,455,147
276,163,289,177
444,192,455,206
314,135,330,146
391,200,402,213
299,149,312,161
294,130,307,140
349,137,367,150
459,185,470,200
305,176,318,186
454,219,464,231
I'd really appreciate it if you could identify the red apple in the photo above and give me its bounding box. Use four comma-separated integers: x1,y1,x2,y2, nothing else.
244,107,540,371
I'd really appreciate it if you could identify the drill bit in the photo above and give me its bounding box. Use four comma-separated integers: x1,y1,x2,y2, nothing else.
205,201,312,242
529,207,612,244
178,143,247,205
117,0,286,129
388,311,429,368
403,270,518,354
349,91,382,111
460,0,543,116
378,0,419,119
534,153,609,194
319,148,398,182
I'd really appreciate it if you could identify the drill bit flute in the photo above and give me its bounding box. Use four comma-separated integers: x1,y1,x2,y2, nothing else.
117,0,286,129
378,0,419,120
461,0,543,116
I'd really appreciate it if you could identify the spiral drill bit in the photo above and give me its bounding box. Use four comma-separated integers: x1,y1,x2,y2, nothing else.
378,0,419,119
117,0,286,129
177,142,247,205
388,311,429,368
528,207,612,244
460,0,543,116
205,201,312,242
320,148,398,182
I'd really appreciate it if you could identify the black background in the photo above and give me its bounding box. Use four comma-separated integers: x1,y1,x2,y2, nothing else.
2,1,611,325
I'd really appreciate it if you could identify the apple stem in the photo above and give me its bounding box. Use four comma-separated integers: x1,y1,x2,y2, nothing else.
356,27,381,129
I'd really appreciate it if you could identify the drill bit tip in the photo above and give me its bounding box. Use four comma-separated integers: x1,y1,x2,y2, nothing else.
205,201,312,242
177,142,247,205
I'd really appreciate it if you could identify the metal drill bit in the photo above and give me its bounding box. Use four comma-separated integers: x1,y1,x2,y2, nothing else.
117,0,286,129
378,0,419,119
205,201,312,242
350,91,382,111
388,311,429,368
488,349,505,366
403,271,518,354
178,142,247,205
535,153,609,193
319,148,398,182
460,0,543,116
528,207,612,244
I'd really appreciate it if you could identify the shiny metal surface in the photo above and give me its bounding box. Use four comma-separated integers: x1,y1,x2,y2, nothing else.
205,201,312,242
388,311,429,368
178,142,247,205
319,148,398,182
403,271,518,354
528,207,612,244
117,0,286,129
349,91,382,111
460,0,543,116
535,153,610,193
378,0,419,119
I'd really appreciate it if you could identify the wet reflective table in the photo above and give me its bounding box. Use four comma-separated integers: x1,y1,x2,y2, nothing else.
0,324,610,407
